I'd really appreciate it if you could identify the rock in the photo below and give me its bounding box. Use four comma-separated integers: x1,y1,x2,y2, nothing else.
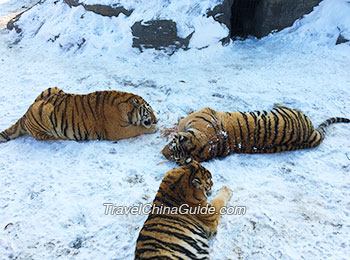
64,0,133,17
252,0,322,38
7,13,23,33
336,33,350,45
7,1,42,33
208,0,322,39
131,20,194,54
230,0,261,38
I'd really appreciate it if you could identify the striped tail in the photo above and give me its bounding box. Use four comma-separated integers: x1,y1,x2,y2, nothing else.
314,117,350,146
0,116,27,142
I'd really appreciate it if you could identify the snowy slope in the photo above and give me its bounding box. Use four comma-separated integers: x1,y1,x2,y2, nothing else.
12,0,227,52
0,0,350,259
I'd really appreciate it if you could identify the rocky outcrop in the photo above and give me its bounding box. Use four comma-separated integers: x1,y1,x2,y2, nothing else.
7,0,326,52
64,0,133,17
131,20,194,54
252,0,322,38
208,0,322,39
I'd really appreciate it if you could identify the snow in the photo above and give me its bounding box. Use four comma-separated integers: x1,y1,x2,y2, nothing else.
0,0,350,259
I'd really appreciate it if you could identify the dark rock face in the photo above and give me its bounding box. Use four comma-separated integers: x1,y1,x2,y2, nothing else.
252,0,322,38
131,20,194,54
230,0,261,38
64,0,133,17
208,0,322,39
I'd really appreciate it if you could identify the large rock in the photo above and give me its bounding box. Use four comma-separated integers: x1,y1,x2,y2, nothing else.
252,0,322,38
131,20,194,54
208,0,322,39
64,0,133,17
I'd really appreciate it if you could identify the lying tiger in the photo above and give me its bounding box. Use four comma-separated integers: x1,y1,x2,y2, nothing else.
0,87,158,142
135,160,232,260
162,104,350,164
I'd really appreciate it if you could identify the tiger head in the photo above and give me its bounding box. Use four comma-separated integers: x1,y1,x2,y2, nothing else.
127,96,157,129
161,132,195,165
160,160,213,205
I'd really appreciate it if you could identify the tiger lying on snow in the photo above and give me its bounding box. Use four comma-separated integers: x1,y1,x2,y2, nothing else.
0,87,158,142
135,160,232,260
162,104,350,164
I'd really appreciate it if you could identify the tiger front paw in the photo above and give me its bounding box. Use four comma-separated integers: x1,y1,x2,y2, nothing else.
218,186,232,201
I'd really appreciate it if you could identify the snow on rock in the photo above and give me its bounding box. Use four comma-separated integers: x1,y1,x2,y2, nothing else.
9,0,227,52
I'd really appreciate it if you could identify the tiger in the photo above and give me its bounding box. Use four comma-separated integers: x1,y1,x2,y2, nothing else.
135,160,232,260
0,87,158,142
161,104,350,164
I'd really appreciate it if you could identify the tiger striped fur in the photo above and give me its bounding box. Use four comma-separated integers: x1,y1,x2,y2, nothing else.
0,87,157,142
161,104,350,164
135,160,232,260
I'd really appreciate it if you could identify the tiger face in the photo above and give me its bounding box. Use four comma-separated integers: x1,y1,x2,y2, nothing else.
164,160,213,204
128,97,157,129
161,132,195,165
187,162,213,203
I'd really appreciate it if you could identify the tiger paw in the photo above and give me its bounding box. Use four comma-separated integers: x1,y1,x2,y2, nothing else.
218,186,232,201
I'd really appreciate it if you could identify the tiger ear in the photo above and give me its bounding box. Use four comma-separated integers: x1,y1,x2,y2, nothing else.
178,157,192,166
185,157,192,164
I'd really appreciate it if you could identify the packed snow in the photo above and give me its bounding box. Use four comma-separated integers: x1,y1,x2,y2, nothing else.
0,0,350,259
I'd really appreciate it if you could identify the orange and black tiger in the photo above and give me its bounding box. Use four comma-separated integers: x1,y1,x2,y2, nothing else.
0,87,157,142
135,160,232,260
162,104,350,164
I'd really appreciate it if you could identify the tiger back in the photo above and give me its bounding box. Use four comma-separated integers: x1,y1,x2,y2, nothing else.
161,104,350,164
0,87,157,142
135,161,232,260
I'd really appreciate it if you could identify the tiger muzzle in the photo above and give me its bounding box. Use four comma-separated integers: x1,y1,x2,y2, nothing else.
142,117,157,128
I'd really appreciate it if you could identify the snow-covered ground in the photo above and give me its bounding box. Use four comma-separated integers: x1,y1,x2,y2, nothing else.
0,0,350,259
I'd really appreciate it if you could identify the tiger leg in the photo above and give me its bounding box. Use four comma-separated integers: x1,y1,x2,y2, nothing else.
34,87,65,102
23,109,63,141
33,132,62,141
0,116,27,142
25,125,61,141
207,186,232,236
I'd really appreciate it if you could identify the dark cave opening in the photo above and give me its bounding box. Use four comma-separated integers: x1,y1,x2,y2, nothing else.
230,0,261,38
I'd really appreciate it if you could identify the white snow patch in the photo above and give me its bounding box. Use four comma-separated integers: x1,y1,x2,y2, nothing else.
0,0,349,259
